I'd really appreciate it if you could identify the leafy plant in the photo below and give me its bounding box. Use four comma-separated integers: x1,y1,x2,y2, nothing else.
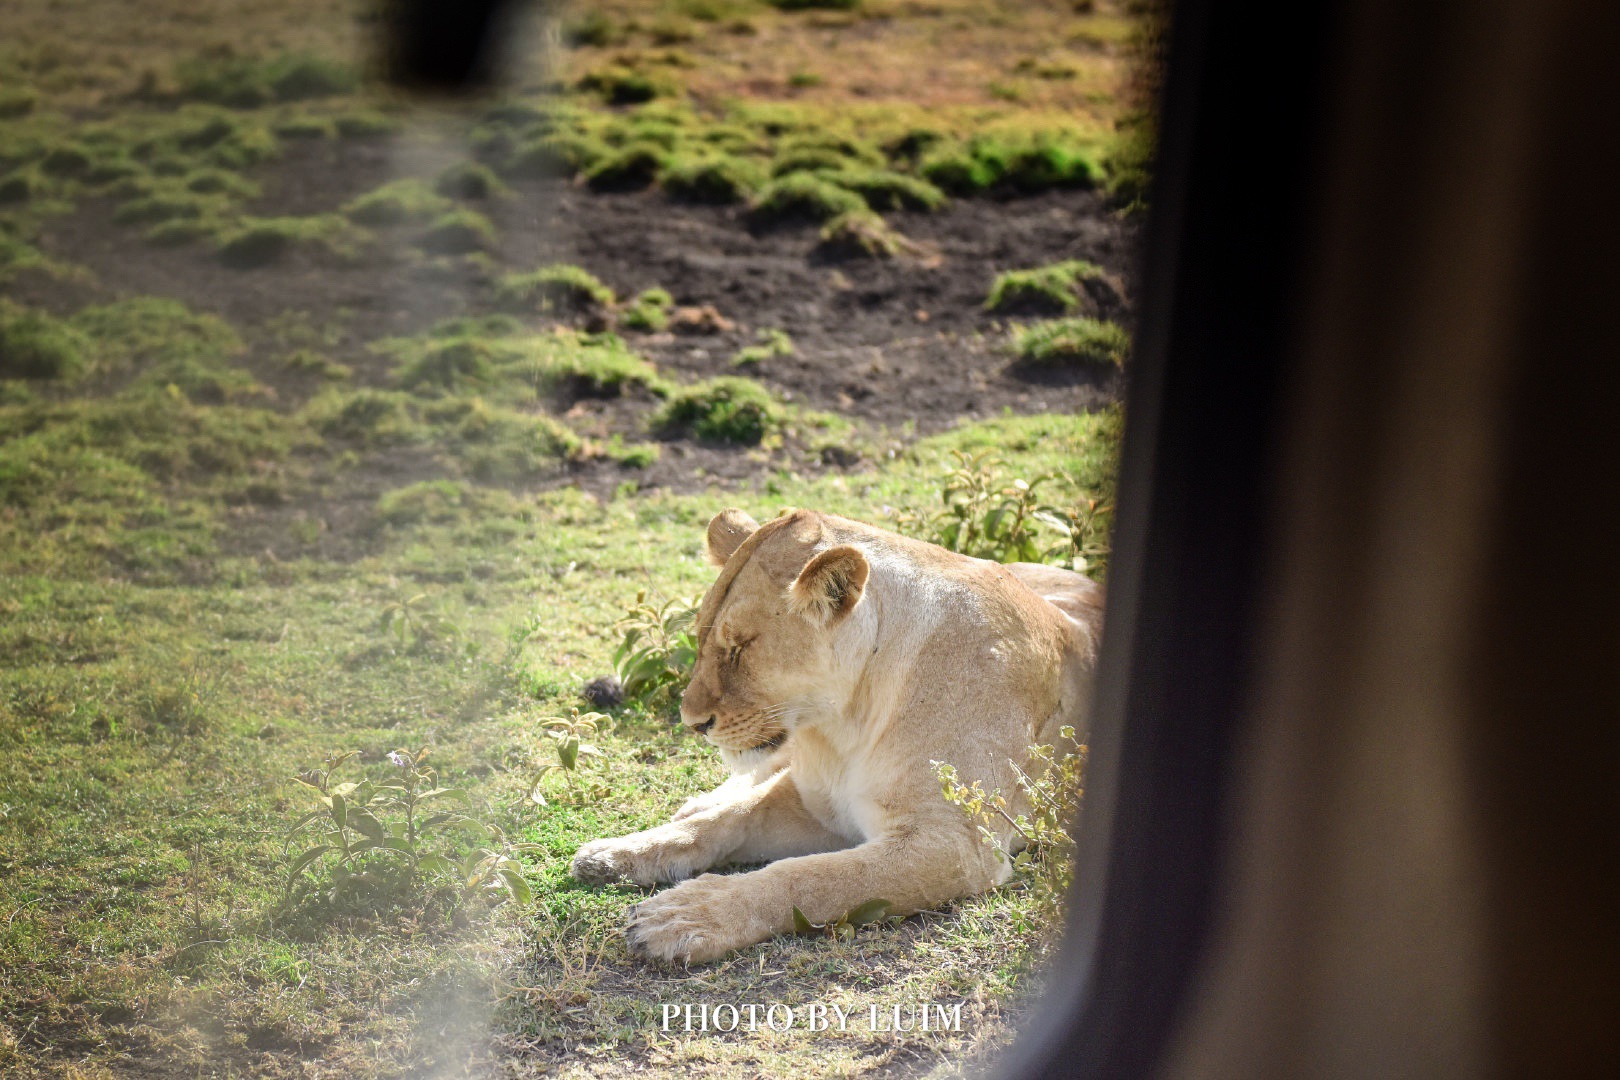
935,726,1087,923
610,590,698,708
790,897,902,942
527,708,610,806
889,449,1109,570
284,748,534,912
376,590,463,653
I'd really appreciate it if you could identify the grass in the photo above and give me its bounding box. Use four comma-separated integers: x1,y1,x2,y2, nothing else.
985,258,1107,314
748,172,869,225
342,178,454,226
653,375,786,445
815,210,920,260
495,264,618,313
0,301,89,381
0,404,1114,1076
1011,317,1131,369
0,0,1149,1073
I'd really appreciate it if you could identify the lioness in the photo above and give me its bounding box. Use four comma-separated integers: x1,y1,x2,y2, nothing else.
571,507,1103,964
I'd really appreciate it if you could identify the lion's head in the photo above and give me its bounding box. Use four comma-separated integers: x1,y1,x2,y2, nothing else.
679,508,872,764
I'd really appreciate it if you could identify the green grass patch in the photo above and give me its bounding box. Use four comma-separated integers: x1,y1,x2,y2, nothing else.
414,208,497,255
748,172,868,225
815,209,918,260
653,375,784,444
985,258,1106,314
824,166,947,211
494,264,616,313
660,152,766,203
433,160,506,200
621,287,675,332
216,214,365,268
0,302,90,381
342,178,454,226
1011,317,1131,368
175,50,358,108
583,141,668,192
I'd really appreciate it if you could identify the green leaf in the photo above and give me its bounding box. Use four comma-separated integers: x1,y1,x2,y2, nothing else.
328,791,347,829
558,733,579,771
791,905,816,935
496,868,533,905
347,807,385,840
417,853,457,877
417,787,472,805
844,898,893,926
285,845,336,885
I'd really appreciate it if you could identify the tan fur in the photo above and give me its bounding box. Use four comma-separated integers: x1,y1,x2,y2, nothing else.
570,508,1104,964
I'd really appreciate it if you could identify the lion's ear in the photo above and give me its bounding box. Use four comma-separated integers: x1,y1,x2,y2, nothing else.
705,508,759,566
788,546,869,624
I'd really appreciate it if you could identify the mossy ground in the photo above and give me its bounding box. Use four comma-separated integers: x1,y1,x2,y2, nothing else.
0,0,1149,1075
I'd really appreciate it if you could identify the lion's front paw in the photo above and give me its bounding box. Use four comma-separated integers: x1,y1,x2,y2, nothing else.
626,875,770,965
570,838,639,885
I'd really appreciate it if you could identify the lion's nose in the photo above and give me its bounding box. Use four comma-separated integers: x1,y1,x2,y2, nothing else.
692,716,716,735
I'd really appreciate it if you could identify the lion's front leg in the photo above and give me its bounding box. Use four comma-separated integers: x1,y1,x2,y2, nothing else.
626,827,1002,964
570,769,845,887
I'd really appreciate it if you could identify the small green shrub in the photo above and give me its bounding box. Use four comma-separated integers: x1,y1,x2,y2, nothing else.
936,727,1086,926
611,591,698,709
622,287,675,331
415,209,497,254
527,709,612,806
283,748,533,916
661,153,766,203
889,448,1111,572
343,179,453,226
494,264,616,312
748,173,867,225
654,376,784,444
584,142,668,192
1011,317,1130,368
0,304,89,381
985,259,1105,314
